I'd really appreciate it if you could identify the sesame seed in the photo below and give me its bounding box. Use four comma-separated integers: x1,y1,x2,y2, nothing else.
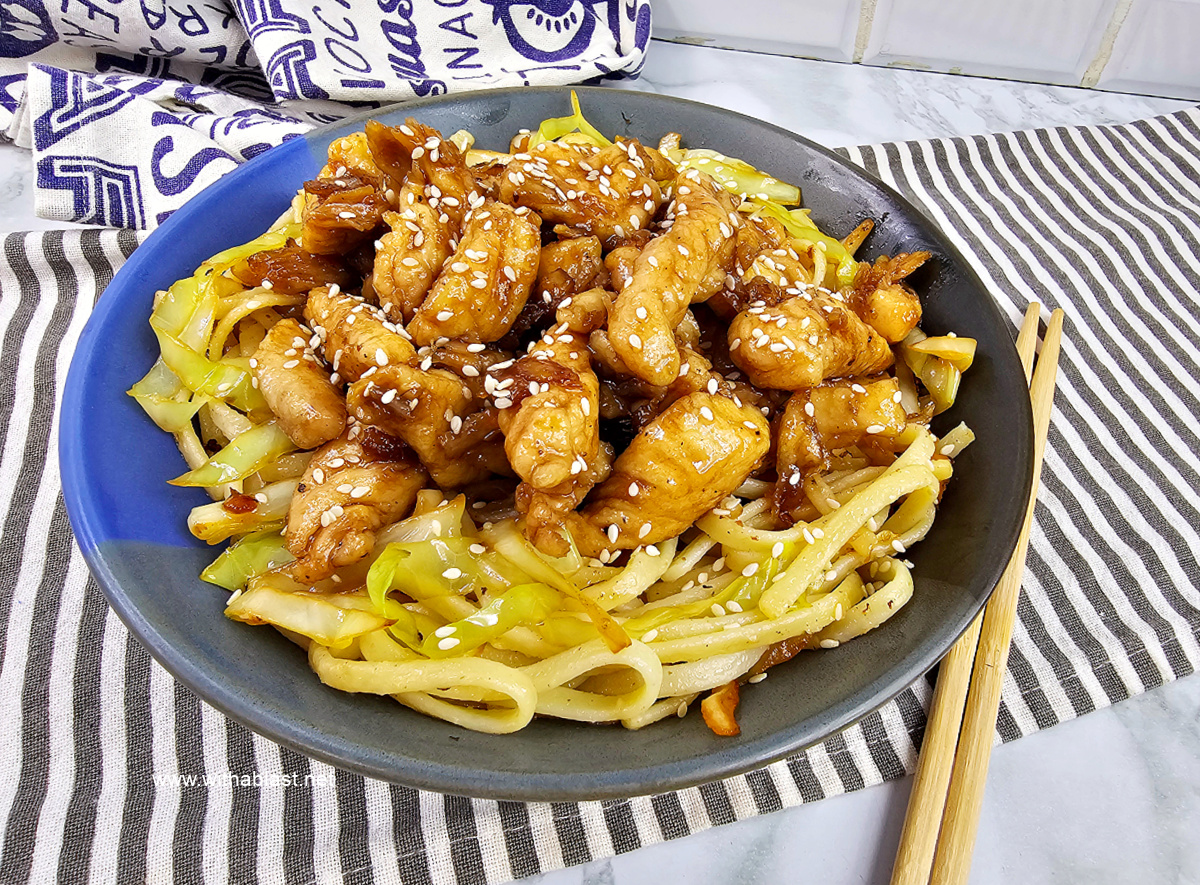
607,524,619,544
804,402,815,417
442,567,463,580
771,542,784,558
824,570,838,582
713,557,726,571
803,528,815,544
629,333,642,349
835,604,844,620
676,702,688,718
707,379,719,395
820,639,840,649
337,211,355,219
700,406,715,421
866,424,885,434
748,672,767,683
282,359,299,369
375,349,388,366
350,485,369,498
381,389,397,404
742,563,759,577
892,539,906,553
677,244,689,256
401,256,419,267
813,528,825,539
451,262,469,273
438,637,460,650
436,310,453,321
711,603,726,617
638,523,652,539
642,629,659,642
495,397,513,409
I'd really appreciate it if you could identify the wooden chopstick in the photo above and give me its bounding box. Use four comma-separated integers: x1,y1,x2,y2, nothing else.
889,304,1062,885
929,307,1063,884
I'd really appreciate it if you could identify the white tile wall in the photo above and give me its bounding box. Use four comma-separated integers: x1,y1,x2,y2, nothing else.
649,0,1200,100
1098,0,1200,101
859,0,1119,85
651,0,863,63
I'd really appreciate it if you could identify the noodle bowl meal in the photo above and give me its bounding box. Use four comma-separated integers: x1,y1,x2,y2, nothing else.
130,93,976,736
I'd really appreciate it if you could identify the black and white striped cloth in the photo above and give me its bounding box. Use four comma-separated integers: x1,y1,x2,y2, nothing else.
2,104,1199,884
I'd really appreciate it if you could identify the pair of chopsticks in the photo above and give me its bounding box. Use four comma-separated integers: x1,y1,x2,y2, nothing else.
890,303,1065,885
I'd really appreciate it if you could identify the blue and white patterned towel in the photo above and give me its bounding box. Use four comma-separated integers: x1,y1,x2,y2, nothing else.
0,0,652,229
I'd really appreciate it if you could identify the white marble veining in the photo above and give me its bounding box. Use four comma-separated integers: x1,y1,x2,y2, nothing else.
1,39,1197,884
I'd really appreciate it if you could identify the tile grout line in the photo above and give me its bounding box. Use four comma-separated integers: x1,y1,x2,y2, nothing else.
1081,0,1136,87
853,0,879,64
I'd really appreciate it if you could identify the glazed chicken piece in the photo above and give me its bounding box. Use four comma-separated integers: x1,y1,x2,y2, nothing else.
300,176,386,256
284,432,426,583
370,184,456,323
346,364,492,487
563,392,771,556
250,318,346,450
518,443,614,557
497,138,663,241
365,119,480,230
608,169,741,386
556,286,611,335
303,285,415,384
494,333,600,491
535,236,602,306
728,286,894,390
775,377,908,484
317,131,388,194
231,240,355,296
848,252,930,343
491,332,607,554
408,201,541,346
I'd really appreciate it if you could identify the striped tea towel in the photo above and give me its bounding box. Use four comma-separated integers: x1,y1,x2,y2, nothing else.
2,104,1200,884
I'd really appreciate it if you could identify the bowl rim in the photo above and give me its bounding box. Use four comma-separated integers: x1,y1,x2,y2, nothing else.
60,85,1034,800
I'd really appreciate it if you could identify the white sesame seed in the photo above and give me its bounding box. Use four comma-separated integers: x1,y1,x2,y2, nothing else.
436,310,453,321
607,524,619,544
892,539,906,553
337,210,355,219
742,563,759,577
638,523,652,539
282,359,300,369
711,603,726,617
813,528,825,539
375,348,388,366
629,333,642,349
866,424,885,434
804,402,815,417
771,542,784,558
820,639,840,649
642,629,659,642
381,389,397,404
438,637,460,650
700,406,715,421
350,485,369,498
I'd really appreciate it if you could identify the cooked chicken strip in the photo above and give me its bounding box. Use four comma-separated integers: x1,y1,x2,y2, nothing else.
300,176,386,256
608,170,741,386
535,236,602,306
370,183,455,323
497,138,663,241
303,285,415,384
346,364,492,488
365,118,481,230
285,432,426,582
518,442,614,557
318,131,388,193
848,252,929,343
408,201,540,346
775,377,907,482
728,289,893,390
251,318,346,450
494,332,600,491
564,392,770,556
556,286,611,335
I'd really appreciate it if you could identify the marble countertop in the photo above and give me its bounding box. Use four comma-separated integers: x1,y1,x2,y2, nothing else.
3,39,1196,885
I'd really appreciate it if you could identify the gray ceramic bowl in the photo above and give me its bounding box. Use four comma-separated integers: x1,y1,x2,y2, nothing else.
61,87,1033,800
